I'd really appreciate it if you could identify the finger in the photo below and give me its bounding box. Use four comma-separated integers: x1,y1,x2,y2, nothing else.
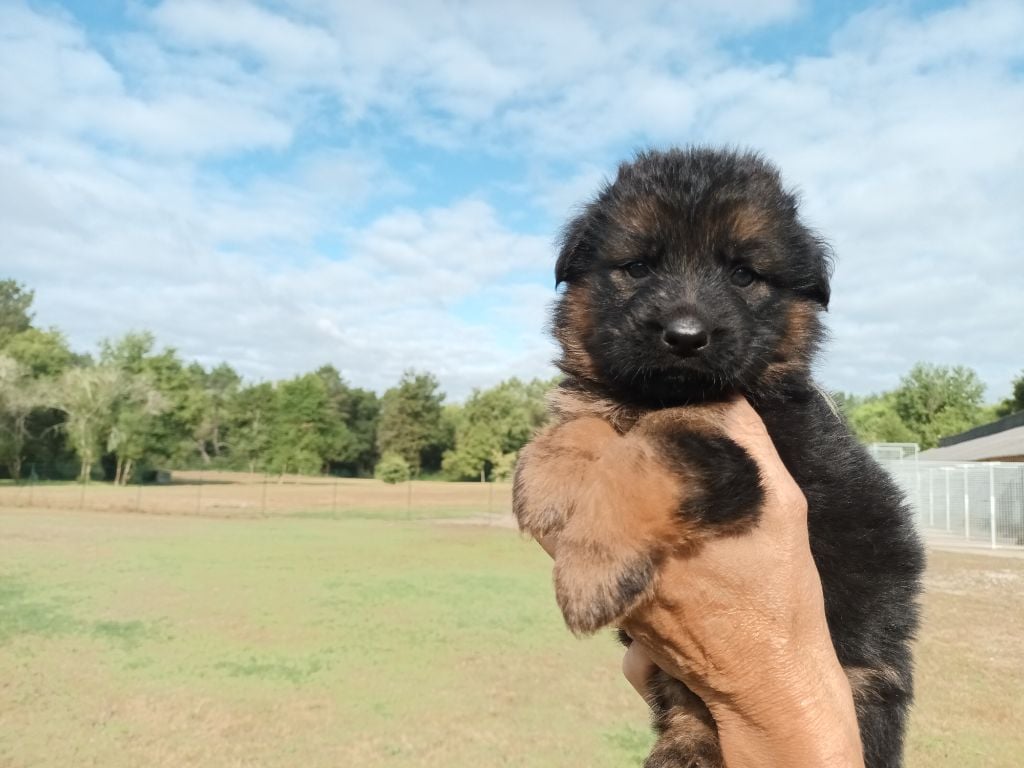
720,399,783,474
622,642,658,703
721,398,804,507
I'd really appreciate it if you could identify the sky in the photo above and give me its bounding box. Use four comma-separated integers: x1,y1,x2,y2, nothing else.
1,0,1022,401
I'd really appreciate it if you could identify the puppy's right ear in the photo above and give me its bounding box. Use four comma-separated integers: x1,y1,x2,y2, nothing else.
555,212,591,287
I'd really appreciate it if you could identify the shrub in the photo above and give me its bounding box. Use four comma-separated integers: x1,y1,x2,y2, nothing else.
375,452,411,484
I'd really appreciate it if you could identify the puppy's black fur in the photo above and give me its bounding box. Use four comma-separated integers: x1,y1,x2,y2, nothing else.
515,148,924,768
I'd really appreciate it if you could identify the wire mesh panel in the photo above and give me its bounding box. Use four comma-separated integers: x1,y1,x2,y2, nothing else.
874,447,1024,549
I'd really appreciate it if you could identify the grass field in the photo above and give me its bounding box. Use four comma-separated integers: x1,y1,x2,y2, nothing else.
1,486,1022,767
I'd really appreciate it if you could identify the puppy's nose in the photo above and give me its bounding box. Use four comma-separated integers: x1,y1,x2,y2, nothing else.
662,317,709,356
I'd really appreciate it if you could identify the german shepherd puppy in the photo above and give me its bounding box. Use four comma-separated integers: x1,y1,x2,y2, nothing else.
513,148,924,768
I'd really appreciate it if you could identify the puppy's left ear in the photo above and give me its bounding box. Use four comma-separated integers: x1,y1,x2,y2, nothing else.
802,234,833,309
555,212,591,287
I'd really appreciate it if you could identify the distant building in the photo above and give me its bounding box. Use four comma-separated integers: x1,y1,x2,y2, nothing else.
920,412,1024,463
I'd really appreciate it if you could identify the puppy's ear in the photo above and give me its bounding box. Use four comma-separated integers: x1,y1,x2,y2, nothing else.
555,212,592,287
801,233,833,309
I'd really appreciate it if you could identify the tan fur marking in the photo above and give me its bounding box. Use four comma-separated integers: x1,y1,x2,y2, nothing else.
845,663,905,706
513,417,617,537
762,300,818,384
613,196,662,235
633,402,730,439
555,286,599,380
518,388,752,633
730,204,772,243
642,676,722,768
553,433,693,632
546,387,646,433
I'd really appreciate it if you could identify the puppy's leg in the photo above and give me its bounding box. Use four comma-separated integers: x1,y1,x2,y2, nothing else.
553,406,766,634
644,670,723,768
550,429,687,633
512,416,619,538
845,664,913,768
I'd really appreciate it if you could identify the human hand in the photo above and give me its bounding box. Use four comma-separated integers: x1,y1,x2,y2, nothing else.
619,398,864,767
538,398,863,767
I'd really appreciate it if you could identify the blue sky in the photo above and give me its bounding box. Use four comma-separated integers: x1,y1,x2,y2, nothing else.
2,0,1022,400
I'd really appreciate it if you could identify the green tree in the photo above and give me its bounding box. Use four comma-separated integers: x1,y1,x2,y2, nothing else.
99,331,154,374
340,386,380,476
313,365,367,474
442,378,550,481
227,382,276,474
267,373,351,477
52,366,124,482
376,371,445,475
892,363,987,449
0,280,34,347
2,328,75,378
140,347,207,465
846,394,916,444
996,370,1024,417
189,362,241,463
107,375,167,484
374,452,411,484
3,326,80,479
0,356,42,479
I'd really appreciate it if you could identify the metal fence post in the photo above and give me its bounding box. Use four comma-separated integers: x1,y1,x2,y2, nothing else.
928,468,934,526
989,464,997,550
963,466,970,541
196,471,203,515
944,470,951,531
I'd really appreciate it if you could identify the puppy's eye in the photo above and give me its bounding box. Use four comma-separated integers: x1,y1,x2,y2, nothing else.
622,262,650,278
730,266,756,287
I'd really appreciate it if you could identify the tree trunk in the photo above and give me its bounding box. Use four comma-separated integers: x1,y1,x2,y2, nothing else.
123,459,134,486
114,457,124,486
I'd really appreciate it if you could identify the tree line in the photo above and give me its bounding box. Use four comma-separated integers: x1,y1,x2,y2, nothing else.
0,280,553,484
1,279,1021,484
837,364,1023,450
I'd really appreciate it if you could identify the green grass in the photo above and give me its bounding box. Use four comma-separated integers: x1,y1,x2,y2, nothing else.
0,506,1021,767
0,509,652,767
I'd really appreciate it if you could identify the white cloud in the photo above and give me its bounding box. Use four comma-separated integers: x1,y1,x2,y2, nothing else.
0,128,554,395
1,0,1022,401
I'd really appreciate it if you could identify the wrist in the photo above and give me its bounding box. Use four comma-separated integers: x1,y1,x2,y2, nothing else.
707,645,864,768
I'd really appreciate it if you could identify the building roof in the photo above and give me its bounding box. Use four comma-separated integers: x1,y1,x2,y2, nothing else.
921,411,1024,462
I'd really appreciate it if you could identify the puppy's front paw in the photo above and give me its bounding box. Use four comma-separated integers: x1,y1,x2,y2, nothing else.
512,417,618,537
554,544,657,635
549,434,684,634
